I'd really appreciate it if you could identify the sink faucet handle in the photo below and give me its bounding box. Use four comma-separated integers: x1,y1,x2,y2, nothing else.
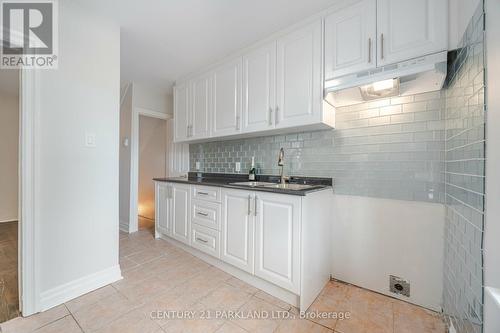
278,147,285,166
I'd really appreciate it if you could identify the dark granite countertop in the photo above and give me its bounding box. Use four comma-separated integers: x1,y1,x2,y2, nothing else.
154,172,333,196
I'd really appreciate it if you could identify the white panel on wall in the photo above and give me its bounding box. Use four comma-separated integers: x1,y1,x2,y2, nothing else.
331,194,445,311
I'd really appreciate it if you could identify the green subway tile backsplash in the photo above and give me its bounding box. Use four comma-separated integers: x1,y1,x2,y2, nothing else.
190,88,447,204
443,2,485,332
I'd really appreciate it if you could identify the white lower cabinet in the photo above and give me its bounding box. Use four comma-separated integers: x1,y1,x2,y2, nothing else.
220,189,254,274
191,223,220,258
171,183,191,245
155,181,332,311
254,192,301,293
155,183,172,236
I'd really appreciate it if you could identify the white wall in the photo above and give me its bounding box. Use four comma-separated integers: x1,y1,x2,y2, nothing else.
132,83,173,115
36,0,121,309
331,195,445,311
119,86,132,231
449,0,482,49
0,90,19,222
119,83,172,232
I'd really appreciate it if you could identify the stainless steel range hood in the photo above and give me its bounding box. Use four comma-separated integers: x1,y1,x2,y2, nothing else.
324,52,448,107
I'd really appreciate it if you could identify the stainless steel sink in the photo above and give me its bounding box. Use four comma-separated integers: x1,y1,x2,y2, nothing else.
229,181,277,187
230,181,318,191
261,183,316,190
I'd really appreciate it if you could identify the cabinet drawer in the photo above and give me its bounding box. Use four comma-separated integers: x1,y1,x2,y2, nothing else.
192,199,221,230
192,185,221,202
191,224,220,259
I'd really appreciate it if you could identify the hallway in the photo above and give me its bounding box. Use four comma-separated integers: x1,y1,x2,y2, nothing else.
0,221,19,323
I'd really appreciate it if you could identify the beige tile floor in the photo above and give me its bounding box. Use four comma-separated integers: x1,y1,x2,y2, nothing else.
0,222,446,333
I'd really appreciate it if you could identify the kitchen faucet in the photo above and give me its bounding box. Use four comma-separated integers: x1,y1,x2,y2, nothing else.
278,148,289,184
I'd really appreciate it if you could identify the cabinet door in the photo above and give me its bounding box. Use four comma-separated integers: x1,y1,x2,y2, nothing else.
377,0,447,66
254,192,301,293
220,189,254,274
276,20,322,128
173,82,190,142
190,73,212,139
324,0,376,79
155,183,171,237
171,184,190,245
242,43,276,132
212,59,242,137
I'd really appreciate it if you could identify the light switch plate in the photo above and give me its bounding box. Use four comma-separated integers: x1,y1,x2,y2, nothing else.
235,162,241,172
195,161,201,170
85,132,96,147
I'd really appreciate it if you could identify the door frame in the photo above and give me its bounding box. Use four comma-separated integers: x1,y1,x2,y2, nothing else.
19,68,40,316
128,107,171,233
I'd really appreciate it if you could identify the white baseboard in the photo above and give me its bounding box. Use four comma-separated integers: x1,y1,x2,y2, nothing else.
39,265,122,312
0,218,17,223
119,219,129,233
448,320,457,333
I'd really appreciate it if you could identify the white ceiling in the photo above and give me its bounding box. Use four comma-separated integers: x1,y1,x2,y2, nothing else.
77,0,339,94
0,70,19,97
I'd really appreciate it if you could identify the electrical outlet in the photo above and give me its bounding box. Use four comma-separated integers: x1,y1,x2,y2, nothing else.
390,275,410,297
195,161,201,170
235,162,241,172
85,132,96,147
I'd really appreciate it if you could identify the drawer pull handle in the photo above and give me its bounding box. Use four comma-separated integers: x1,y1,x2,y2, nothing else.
197,211,209,217
196,237,208,243
198,192,209,196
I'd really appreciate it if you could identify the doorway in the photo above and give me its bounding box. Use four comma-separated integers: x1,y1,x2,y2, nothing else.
0,69,20,322
137,114,167,234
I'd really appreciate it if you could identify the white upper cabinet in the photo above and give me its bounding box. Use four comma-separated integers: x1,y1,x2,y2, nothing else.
324,0,448,78
173,82,190,142
212,58,242,137
242,42,277,133
324,0,377,79
377,0,448,66
276,20,322,128
174,16,337,143
190,73,212,139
